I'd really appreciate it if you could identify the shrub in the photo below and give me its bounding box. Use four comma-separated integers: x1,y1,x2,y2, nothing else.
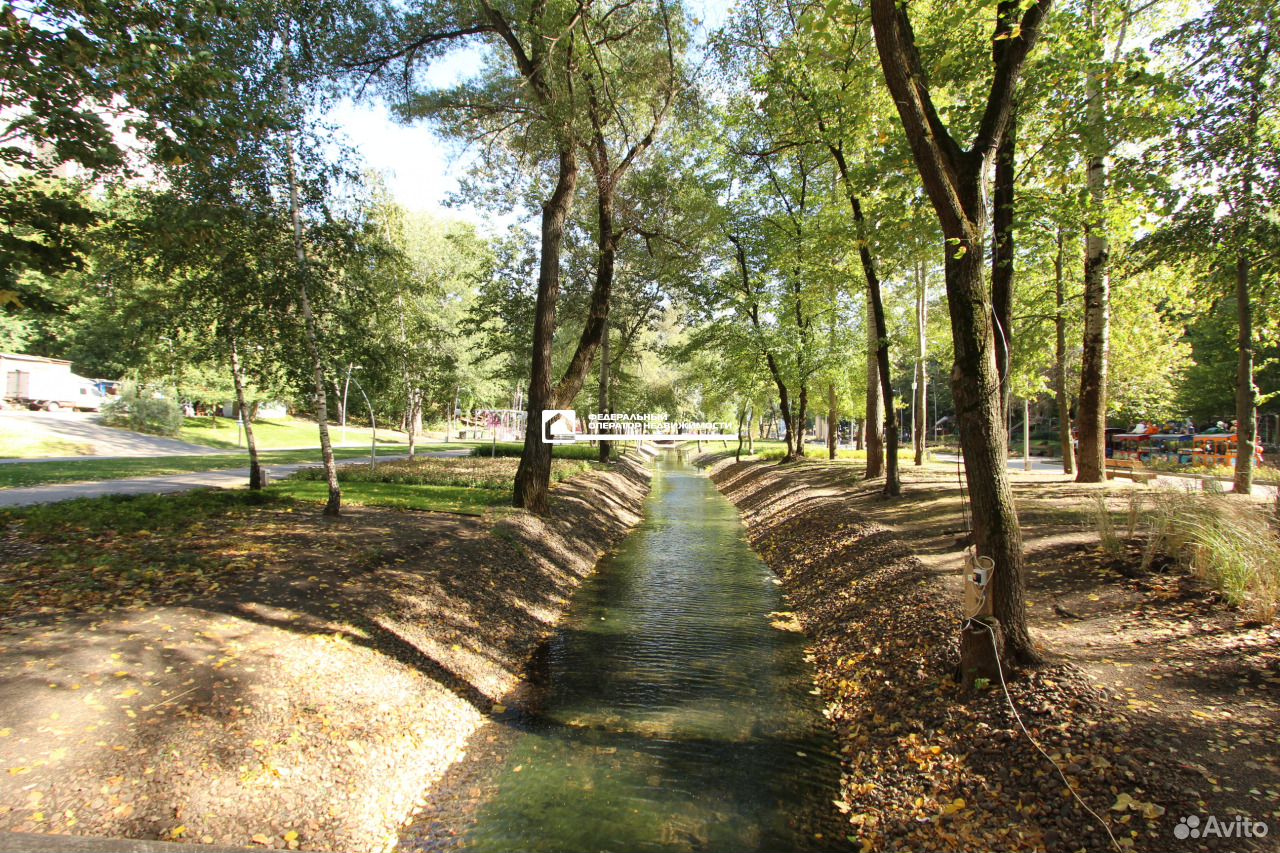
473,441,602,461
1093,494,1123,557
102,384,183,436
290,455,596,490
1140,491,1280,620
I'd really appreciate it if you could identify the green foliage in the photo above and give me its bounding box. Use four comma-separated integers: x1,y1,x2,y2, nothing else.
474,442,602,461
1139,491,1280,620
101,384,183,436
5,489,277,538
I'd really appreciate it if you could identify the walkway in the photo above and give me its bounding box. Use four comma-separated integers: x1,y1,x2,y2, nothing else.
931,451,1279,500
0,450,470,508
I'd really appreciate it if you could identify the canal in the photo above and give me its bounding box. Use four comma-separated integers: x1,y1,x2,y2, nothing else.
412,451,843,852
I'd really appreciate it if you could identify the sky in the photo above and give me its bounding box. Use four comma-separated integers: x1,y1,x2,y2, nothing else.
328,0,736,229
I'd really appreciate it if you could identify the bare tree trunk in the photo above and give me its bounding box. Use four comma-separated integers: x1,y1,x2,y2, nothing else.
1076,1,1110,484
866,259,902,496
514,149,578,514
1054,228,1076,475
914,260,928,466
598,315,611,463
747,404,754,454
870,0,1048,665
407,390,419,459
736,404,745,462
1234,63,1265,496
285,138,340,516
992,106,1016,419
795,384,809,460
1236,252,1257,494
865,296,885,478
227,322,263,490
827,383,838,459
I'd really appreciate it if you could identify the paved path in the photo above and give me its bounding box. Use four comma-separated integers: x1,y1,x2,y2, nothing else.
932,452,1279,501
0,449,471,508
0,410,225,457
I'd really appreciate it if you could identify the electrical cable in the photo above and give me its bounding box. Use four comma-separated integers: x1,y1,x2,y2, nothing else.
961,577,1123,852
955,459,1123,852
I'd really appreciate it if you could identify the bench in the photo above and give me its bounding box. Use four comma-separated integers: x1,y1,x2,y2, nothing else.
1106,460,1157,483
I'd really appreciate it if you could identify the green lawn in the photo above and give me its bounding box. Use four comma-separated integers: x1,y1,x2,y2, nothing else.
0,446,443,489
0,418,98,459
178,415,411,450
269,479,509,515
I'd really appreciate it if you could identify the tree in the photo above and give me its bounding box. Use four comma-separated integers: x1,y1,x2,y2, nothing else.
1162,0,1279,494
870,0,1052,665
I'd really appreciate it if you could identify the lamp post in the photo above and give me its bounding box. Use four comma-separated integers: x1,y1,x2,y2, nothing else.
341,363,354,446
347,368,376,471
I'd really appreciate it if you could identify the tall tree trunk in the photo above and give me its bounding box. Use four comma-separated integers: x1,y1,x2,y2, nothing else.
870,0,1048,665
736,404,745,462
867,259,902,496
1235,252,1257,494
946,229,1035,660
407,391,419,459
730,234,796,462
552,175,615,407
747,404,754,454
285,139,340,516
865,299,885,478
992,106,1016,419
916,262,926,468
514,149,578,514
1234,59,1266,496
226,322,263,491
598,315,611,463
827,383,838,459
1054,229,1076,475
795,384,809,459
1076,1,1110,484
914,260,928,466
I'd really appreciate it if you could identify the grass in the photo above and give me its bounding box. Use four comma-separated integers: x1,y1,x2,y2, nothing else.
178,415,410,450
279,455,601,514
0,446,428,489
1127,490,1280,620
475,441,607,461
270,479,507,515
0,489,281,616
755,443,920,462
0,432,96,459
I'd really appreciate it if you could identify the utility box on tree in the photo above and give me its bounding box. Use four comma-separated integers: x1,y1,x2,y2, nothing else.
959,552,1002,691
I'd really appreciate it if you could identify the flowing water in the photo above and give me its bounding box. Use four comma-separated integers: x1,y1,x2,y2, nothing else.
422,452,843,852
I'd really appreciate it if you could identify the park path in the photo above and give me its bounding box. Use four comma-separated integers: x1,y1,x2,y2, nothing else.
0,450,470,508
0,410,222,458
931,450,1279,500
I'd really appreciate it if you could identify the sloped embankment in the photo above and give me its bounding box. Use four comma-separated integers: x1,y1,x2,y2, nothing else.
0,458,650,853
708,458,1188,853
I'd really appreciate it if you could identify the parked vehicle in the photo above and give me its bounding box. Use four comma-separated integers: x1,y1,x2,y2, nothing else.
1,352,107,412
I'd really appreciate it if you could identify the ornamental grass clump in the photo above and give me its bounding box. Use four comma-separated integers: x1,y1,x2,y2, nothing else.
1140,490,1280,621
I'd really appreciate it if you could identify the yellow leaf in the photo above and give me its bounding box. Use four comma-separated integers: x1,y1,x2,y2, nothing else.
117,688,140,699
491,704,507,714
284,830,299,842
170,826,186,839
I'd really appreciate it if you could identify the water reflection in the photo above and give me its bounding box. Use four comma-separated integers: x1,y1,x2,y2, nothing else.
455,452,843,852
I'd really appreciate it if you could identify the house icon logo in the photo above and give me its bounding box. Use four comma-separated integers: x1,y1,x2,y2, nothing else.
542,410,578,445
